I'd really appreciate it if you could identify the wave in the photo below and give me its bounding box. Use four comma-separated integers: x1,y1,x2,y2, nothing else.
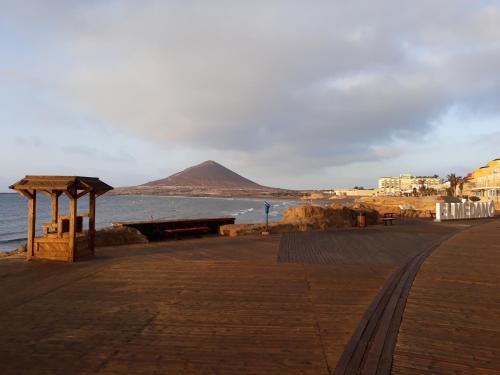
0,230,26,238
0,237,26,245
229,207,257,216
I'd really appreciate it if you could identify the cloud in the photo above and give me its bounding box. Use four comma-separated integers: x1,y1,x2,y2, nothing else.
2,0,500,176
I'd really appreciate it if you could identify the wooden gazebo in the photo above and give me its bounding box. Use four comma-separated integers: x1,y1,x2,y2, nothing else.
9,176,113,262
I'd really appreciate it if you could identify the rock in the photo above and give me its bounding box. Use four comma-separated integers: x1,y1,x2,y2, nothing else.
328,202,345,210
94,227,148,247
0,242,27,258
15,243,27,253
279,205,356,230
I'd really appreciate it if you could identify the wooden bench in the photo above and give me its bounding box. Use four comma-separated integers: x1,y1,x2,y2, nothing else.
382,213,396,226
163,226,210,238
114,218,235,241
163,226,210,234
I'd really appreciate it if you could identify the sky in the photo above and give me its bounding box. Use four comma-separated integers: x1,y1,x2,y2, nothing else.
0,0,499,191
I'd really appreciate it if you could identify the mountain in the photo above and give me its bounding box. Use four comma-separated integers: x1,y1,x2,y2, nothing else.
142,160,265,189
113,160,302,198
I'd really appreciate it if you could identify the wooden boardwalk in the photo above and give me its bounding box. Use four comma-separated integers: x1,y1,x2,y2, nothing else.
0,234,392,375
278,227,449,266
279,222,459,374
392,219,500,374
0,219,496,374
332,234,453,375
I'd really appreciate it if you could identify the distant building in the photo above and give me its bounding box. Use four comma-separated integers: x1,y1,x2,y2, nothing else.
322,190,336,195
377,174,444,196
464,158,500,201
334,188,376,197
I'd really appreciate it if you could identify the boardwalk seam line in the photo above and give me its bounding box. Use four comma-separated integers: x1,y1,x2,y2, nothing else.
304,272,332,375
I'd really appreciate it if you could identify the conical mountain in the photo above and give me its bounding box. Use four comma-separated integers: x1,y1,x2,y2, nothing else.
142,160,265,189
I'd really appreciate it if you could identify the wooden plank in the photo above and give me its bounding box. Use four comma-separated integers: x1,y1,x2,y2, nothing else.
34,237,69,244
392,218,500,374
26,192,36,260
76,190,88,199
2,218,493,373
33,241,69,261
331,228,459,374
88,191,96,256
51,192,59,224
0,234,390,375
63,189,74,200
10,176,113,195
15,189,33,200
278,230,446,266
68,192,77,263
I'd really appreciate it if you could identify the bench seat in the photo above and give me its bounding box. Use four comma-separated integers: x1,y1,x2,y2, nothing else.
163,226,210,234
382,213,396,226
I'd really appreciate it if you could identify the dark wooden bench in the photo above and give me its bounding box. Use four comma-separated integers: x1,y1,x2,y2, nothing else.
382,213,396,226
163,226,210,234
163,226,210,239
113,217,235,240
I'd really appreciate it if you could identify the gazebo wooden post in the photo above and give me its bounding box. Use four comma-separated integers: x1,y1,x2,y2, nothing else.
27,190,36,260
89,191,96,255
68,188,77,262
51,191,60,224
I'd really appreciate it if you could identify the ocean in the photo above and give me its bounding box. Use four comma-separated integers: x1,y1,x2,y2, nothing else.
0,193,298,252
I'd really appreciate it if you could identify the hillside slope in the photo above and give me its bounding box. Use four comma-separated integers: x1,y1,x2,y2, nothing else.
142,160,265,189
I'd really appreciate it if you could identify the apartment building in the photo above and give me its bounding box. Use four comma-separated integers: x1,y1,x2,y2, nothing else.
464,158,500,201
378,174,444,196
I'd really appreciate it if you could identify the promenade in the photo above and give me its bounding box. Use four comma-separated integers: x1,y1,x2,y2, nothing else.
0,218,498,374
393,219,500,374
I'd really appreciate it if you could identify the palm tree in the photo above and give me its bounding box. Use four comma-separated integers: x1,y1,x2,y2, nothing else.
418,179,426,196
457,176,465,197
447,173,458,197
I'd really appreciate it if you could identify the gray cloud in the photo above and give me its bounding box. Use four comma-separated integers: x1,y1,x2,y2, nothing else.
2,0,500,176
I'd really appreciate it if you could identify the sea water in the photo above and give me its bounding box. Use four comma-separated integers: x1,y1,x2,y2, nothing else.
0,193,298,252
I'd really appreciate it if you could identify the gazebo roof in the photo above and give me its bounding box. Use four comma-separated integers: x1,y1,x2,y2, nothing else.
9,176,113,196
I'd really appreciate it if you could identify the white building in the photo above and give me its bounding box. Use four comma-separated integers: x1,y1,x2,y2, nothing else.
334,188,376,197
378,174,445,196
